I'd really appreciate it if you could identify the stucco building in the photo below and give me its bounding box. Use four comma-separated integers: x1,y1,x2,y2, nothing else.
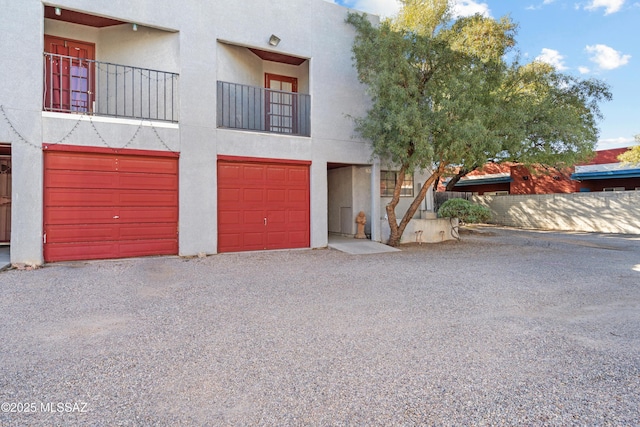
1,0,442,265
439,148,640,196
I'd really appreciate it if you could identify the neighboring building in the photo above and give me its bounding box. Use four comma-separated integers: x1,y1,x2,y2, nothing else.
439,163,576,195
440,148,640,195
444,163,513,195
571,148,640,192
2,0,426,265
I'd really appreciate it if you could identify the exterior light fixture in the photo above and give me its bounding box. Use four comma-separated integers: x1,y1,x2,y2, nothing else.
268,34,281,47
54,7,61,16
132,23,138,31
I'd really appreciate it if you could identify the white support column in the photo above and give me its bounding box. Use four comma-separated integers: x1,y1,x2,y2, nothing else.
370,159,381,242
310,160,328,248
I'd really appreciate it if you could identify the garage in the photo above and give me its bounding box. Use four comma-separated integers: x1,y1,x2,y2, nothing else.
217,156,310,253
43,144,178,262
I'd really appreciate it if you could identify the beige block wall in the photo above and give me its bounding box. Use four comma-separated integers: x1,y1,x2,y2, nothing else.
472,191,640,234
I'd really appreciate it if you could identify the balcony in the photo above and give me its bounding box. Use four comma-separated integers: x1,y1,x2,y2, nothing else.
43,53,179,123
217,81,310,137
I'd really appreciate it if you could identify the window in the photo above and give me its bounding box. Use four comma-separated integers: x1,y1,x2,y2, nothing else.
381,171,414,197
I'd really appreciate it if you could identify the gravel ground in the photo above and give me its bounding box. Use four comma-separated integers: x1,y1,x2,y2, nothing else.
1,227,639,426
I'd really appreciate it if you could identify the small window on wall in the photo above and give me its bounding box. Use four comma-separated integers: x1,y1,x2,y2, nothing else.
381,171,414,197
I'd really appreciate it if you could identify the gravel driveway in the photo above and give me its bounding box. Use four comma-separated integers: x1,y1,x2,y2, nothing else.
1,227,639,426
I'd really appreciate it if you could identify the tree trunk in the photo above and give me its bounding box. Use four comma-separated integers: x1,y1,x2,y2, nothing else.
385,166,406,247
386,163,446,247
445,166,477,191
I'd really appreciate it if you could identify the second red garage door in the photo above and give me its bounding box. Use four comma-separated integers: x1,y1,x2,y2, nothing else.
43,144,179,262
217,157,310,253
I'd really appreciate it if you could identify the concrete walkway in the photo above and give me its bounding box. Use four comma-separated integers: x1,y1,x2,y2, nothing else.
328,234,400,254
0,246,9,271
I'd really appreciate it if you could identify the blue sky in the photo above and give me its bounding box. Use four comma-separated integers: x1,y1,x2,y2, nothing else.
327,0,638,150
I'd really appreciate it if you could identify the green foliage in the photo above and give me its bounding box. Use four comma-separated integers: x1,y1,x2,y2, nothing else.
437,199,491,224
617,135,640,164
346,5,611,245
394,0,451,36
346,12,610,173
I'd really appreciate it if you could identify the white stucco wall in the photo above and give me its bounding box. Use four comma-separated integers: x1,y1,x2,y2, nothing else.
380,218,459,244
1,0,377,263
1,0,45,265
328,167,354,235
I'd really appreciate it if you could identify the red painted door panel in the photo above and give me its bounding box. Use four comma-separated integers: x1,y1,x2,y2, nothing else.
0,155,10,243
217,160,309,253
43,147,178,262
44,35,95,113
265,74,298,134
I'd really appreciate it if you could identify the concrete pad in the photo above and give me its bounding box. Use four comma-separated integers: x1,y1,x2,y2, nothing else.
0,246,9,271
328,234,400,254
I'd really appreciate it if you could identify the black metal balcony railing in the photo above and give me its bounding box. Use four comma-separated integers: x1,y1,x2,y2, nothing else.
44,52,179,123
217,81,310,137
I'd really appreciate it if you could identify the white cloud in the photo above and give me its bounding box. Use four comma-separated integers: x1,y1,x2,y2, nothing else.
327,0,491,19
586,44,631,70
597,136,635,150
578,66,591,74
451,0,492,18
584,0,626,14
338,0,401,17
527,0,556,11
535,48,569,70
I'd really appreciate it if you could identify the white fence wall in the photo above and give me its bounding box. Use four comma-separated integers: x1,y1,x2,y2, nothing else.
472,191,640,234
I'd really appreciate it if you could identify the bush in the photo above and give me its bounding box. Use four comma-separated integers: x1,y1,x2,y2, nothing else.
437,199,491,224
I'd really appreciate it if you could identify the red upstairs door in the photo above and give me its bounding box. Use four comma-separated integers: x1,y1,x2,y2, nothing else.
44,35,95,113
0,146,10,243
265,73,298,134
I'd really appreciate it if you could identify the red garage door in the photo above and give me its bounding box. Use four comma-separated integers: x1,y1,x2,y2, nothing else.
43,144,178,262
217,157,310,253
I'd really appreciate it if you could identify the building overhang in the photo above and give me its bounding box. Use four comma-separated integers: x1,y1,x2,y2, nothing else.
571,169,640,181
249,48,307,66
218,39,309,66
453,174,513,187
44,5,125,27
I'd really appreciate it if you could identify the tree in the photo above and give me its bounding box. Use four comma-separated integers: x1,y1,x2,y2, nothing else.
617,135,640,164
346,2,611,246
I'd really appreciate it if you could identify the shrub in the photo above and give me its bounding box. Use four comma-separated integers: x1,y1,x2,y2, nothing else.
437,198,491,224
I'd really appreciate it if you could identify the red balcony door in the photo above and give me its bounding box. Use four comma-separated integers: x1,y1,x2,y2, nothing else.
0,146,10,243
44,35,95,113
265,73,297,134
